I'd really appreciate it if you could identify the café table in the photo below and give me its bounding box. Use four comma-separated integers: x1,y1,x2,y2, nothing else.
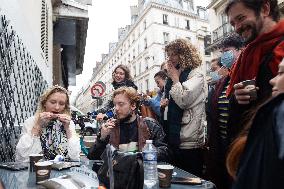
0,159,98,189
0,160,215,189
158,162,216,189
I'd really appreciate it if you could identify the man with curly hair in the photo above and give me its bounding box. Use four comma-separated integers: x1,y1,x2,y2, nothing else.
162,39,207,177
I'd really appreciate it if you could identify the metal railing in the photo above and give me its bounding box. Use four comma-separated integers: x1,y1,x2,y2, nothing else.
212,22,234,42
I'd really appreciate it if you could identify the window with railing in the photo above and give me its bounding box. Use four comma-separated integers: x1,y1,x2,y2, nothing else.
185,20,190,30
212,22,234,42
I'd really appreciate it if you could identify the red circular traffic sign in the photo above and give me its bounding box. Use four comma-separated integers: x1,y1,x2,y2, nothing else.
91,82,105,97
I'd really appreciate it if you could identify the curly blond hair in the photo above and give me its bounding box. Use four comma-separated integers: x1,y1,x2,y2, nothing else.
36,85,71,116
165,38,202,69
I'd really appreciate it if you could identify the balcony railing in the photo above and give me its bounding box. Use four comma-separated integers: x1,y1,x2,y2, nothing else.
212,22,234,42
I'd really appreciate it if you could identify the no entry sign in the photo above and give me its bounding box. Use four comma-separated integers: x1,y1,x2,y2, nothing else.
91,81,106,97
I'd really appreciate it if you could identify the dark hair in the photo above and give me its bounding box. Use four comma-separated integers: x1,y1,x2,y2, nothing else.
225,0,280,22
154,71,167,80
220,34,244,50
112,64,133,85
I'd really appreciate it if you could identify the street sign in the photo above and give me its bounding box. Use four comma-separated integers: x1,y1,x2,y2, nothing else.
91,81,106,97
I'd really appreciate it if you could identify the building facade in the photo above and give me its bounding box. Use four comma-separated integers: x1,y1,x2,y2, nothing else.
206,0,284,59
75,0,211,113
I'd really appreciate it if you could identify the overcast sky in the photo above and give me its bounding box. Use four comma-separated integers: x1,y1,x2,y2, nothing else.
69,0,210,103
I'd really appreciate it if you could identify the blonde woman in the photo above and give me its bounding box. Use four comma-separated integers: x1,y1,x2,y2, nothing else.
163,38,207,177
16,85,80,162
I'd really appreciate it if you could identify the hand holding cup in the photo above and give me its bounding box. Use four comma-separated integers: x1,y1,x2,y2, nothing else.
234,80,258,104
100,119,116,139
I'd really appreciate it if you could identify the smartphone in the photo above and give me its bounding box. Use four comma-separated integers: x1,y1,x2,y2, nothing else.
171,177,202,185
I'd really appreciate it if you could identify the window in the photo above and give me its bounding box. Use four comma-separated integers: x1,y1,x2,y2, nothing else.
184,0,194,12
133,65,136,77
186,37,191,42
198,8,207,20
138,27,140,36
163,14,168,25
145,79,149,92
145,58,149,69
133,48,136,59
132,33,135,43
138,44,140,54
185,20,190,30
174,17,179,27
201,26,207,31
140,83,143,93
163,32,169,44
139,62,142,74
143,20,147,30
221,12,228,24
144,38,148,49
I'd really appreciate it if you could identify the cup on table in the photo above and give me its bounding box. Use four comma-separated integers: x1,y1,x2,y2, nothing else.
34,161,53,184
157,164,174,188
29,154,43,172
242,79,257,101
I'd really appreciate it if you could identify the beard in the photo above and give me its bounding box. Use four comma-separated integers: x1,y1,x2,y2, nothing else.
237,18,262,45
117,110,134,123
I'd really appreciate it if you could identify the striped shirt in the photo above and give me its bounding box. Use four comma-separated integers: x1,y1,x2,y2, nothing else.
217,82,230,141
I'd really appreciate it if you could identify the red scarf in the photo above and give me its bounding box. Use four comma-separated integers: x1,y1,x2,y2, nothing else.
226,20,284,96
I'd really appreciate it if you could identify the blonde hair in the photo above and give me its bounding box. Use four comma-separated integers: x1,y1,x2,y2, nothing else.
36,85,70,116
165,38,202,69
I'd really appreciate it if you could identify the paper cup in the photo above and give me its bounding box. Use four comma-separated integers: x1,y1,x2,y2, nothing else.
29,154,43,172
35,161,53,184
157,165,174,188
242,80,257,101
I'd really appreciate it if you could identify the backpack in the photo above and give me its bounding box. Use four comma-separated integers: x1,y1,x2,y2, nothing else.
98,150,144,189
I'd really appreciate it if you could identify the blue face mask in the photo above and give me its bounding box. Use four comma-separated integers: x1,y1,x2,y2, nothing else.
221,50,235,69
209,71,222,82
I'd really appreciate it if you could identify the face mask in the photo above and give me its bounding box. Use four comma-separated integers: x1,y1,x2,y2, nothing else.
209,71,222,82
221,50,235,69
